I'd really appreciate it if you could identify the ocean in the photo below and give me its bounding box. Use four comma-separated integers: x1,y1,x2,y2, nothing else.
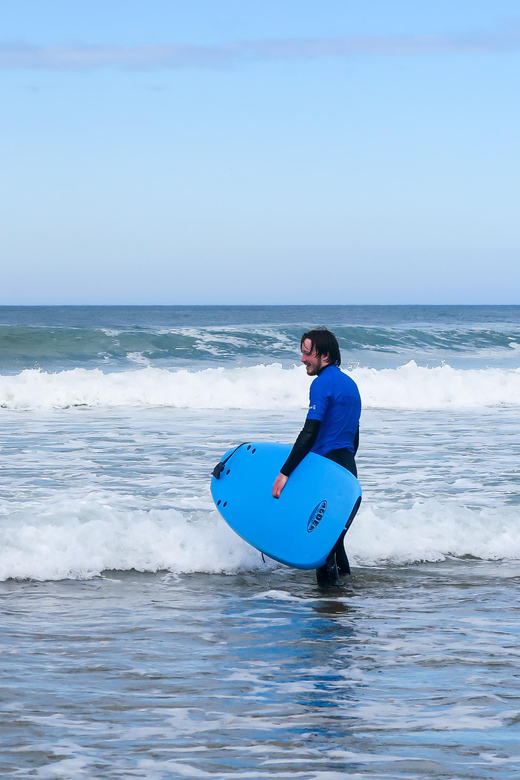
1,305,520,779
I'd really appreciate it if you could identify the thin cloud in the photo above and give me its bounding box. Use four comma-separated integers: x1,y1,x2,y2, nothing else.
1,28,520,71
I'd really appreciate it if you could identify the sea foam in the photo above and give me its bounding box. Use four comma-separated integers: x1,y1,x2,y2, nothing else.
0,497,262,581
1,496,520,581
1,362,520,411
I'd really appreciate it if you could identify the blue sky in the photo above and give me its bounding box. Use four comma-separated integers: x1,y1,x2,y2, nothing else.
2,0,519,304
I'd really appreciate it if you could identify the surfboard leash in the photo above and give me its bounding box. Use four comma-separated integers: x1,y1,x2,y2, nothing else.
212,442,249,480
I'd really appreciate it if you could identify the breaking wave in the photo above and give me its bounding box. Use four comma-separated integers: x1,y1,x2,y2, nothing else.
1,496,519,581
1,362,520,411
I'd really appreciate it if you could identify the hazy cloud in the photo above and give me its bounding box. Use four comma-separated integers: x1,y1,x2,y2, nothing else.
1,29,520,70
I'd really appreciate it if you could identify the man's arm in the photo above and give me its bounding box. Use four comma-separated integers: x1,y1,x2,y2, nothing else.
272,419,321,498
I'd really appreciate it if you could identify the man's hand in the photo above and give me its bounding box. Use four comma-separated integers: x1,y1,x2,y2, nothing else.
272,473,288,499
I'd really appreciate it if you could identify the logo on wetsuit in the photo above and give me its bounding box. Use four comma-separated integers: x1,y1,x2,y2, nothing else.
307,500,328,533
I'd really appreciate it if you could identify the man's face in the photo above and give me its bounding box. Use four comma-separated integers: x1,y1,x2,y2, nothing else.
301,338,330,376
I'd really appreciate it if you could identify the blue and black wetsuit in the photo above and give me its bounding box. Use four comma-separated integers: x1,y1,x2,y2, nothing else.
280,364,361,583
281,364,360,476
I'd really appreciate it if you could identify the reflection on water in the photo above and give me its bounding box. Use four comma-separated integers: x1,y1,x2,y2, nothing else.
1,563,520,778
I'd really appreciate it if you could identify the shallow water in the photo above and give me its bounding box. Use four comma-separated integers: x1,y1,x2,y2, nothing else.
2,563,520,779
2,306,520,778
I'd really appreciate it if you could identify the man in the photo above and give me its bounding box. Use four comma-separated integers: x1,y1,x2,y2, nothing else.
272,328,361,586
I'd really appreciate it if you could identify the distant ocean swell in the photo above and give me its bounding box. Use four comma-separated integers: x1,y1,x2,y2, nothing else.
1,362,520,410
1,497,519,581
1,323,520,368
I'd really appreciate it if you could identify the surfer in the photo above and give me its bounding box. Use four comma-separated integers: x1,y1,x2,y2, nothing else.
272,328,361,586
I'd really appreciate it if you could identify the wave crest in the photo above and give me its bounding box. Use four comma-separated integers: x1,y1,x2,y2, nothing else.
1,362,520,411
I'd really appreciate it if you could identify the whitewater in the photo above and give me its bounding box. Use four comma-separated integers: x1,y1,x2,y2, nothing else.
2,360,520,410
1,305,520,779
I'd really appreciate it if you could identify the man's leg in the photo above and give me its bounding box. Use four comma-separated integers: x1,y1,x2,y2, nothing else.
316,450,356,584
334,530,350,575
316,550,339,587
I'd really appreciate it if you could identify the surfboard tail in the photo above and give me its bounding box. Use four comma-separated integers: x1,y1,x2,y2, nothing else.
212,443,249,479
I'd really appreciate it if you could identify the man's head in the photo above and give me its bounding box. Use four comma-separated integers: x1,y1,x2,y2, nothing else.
300,328,341,376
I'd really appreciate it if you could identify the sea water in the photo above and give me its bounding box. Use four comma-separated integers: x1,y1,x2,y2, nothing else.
1,305,520,779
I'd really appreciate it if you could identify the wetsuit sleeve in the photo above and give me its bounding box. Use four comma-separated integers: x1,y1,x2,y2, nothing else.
280,419,321,476
354,425,359,454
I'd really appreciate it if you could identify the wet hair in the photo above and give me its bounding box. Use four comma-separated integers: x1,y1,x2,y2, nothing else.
300,327,341,366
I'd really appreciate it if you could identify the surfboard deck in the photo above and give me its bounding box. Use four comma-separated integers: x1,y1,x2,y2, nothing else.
211,442,362,569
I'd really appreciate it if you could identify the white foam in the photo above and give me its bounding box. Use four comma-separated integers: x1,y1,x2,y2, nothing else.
356,360,520,409
1,361,520,411
348,500,520,565
0,364,307,411
126,351,151,366
1,496,520,581
0,496,266,581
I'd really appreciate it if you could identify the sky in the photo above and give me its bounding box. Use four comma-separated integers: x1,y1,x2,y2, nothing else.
1,0,519,305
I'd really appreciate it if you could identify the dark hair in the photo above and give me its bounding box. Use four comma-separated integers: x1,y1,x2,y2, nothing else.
300,327,341,366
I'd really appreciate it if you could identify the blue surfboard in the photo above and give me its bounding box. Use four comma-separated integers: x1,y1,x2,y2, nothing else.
211,442,361,569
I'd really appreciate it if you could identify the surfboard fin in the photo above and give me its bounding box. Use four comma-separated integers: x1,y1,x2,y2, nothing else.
345,496,362,533
336,545,351,576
